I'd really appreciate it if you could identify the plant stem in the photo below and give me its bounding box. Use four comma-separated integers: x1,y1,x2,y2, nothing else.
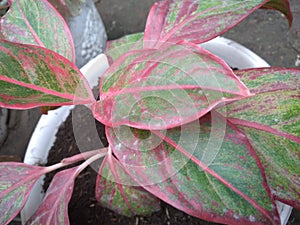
74,152,106,176
61,148,108,164
44,147,108,173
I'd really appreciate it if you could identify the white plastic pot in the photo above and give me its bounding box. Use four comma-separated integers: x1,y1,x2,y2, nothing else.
21,37,293,225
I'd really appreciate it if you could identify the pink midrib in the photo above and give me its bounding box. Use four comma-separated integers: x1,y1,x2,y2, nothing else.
17,0,45,47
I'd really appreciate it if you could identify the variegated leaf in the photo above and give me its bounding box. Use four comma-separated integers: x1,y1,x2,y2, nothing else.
0,0,75,62
106,32,144,63
106,113,280,225
143,0,292,49
96,155,160,216
0,163,45,225
93,41,250,129
26,166,79,225
0,41,94,109
218,67,300,209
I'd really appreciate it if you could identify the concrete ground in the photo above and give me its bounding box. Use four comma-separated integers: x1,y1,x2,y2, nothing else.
3,0,300,224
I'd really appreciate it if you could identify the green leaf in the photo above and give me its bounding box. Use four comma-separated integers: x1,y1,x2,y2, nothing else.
96,155,160,217
107,113,280,224
0,41,94,109
218,68,300,208
0,0,75,62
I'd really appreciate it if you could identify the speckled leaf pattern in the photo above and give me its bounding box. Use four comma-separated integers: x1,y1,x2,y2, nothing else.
0,163,45,225
106,32,144,63
106,113,280,225
93,41,250,129
95,155,161,216
144,0,275,48
0,41,95,109
262,0,293,26
26,166,80,225
218,68,300,209
0,0,75,62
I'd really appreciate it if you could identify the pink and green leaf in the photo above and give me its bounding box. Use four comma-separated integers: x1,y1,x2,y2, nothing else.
26,166,80,225
93,42,250,129
0,0,75,62
106,32,144,63
0,41,95,109
96,155,160,216
0,163,45,225
106,113,280,225
143,0,273,48
218,67,300,209
262,0,293,27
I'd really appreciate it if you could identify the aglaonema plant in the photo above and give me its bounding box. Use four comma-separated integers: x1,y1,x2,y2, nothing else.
0,0,299,225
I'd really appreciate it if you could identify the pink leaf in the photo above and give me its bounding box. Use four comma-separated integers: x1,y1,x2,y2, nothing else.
26,166,79,225
0,0,75,62
143,0,271,48
93,41,250,129
0,40,95,109
106,113,280,224
0,163,46,225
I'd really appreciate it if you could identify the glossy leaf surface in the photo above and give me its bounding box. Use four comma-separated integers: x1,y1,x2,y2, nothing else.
0,0,75,62
106,113,280,225
218,68,300,209
0,163,44,225
96,155,160,216
94,42,250,129
0,41,94,109
26,167,79,225
144,0,271,48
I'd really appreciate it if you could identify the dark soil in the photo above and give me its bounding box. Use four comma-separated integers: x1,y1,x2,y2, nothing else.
43,106,299,225
44,106,219,225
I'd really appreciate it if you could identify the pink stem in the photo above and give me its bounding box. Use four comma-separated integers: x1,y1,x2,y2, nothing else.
45,148,108,173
